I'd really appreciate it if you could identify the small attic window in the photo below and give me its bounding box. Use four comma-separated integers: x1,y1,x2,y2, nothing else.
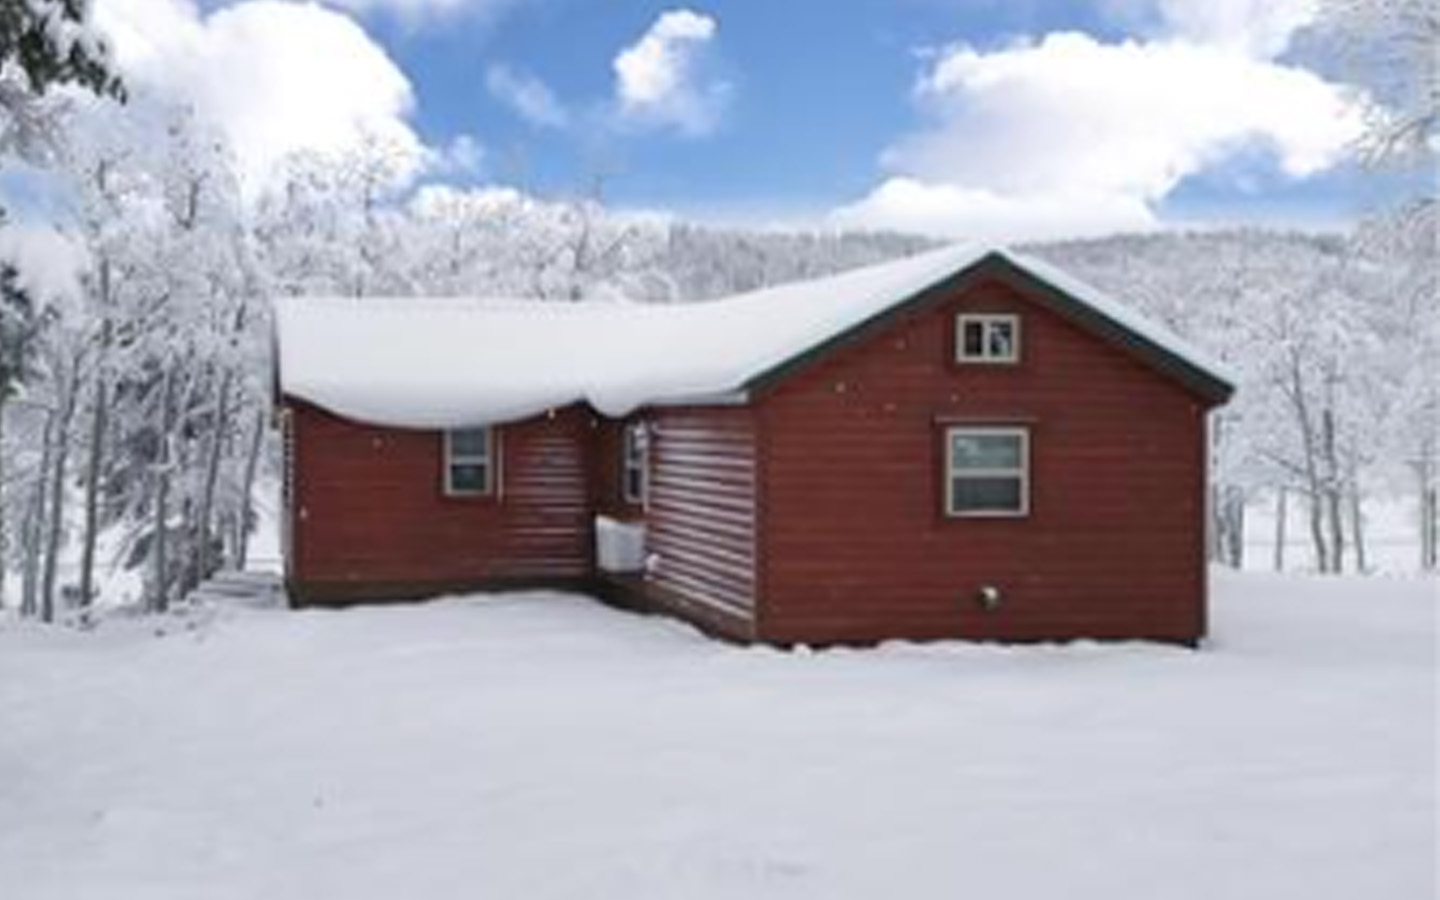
956,313,1020,364
444,428,494,496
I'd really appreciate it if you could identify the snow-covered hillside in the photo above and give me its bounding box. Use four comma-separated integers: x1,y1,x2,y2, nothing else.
1,572,1434,899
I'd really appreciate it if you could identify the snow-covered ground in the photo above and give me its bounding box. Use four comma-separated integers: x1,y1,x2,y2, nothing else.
1,572,1434,899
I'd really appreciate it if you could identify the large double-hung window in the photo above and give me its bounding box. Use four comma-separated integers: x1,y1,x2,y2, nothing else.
945,426,1029,517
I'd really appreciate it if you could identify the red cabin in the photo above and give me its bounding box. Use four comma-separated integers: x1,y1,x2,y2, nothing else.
275,246,1233,645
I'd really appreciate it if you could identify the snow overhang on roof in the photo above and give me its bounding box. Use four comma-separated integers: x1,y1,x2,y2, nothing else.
274,244,1236,430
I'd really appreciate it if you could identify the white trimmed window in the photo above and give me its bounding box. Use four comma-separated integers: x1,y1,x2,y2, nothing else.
945,427,1029,517
622,422,647,504
444,428,494,496
956,313,1021,363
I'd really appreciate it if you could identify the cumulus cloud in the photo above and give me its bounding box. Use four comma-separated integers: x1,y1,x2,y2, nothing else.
321,0,521,25
831,177,1156,243
612,8,728,136
95,0,426,189
486,63,570,129
1144,0,1318,57
834,2,1362,241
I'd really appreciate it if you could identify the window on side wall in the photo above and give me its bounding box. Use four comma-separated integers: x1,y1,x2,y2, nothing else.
956,313,1021,364
445,427,493,496
945,426,1029,517
622,422,647,505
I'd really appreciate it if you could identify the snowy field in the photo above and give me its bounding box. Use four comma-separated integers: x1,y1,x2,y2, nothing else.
1,572,1434,900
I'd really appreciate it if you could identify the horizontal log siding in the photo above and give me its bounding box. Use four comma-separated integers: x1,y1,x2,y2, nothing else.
287,401,593,602
645,407,759,623
756,276,1209,644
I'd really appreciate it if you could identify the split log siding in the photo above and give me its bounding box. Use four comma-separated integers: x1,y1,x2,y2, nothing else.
644,407,758,624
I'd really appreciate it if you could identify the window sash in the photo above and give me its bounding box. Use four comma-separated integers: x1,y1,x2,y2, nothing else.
945,427,1028,516
621,424,646,504
956,314,1020,363
445,428,493,496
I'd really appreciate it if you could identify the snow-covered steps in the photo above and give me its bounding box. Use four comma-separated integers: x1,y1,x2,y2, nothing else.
185,570,285,609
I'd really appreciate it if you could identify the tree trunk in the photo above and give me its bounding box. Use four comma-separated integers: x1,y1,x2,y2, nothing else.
0,394,7,609
78,264,114,612
1426,487,1438,572
1349,481,1368,574
150,366,177,613
19,413,50,618
40,355,81,622
191,368,234,587
77,371,109,611
1422,482,1437,573
1208,484,1222,562
1307,493,1328,573
1321,408,1344,573
1223,486,1245,568
1273,486,1288,572
171,362,209,599
1417,451,1438,572
236,406,266,569
1284,352,1329,572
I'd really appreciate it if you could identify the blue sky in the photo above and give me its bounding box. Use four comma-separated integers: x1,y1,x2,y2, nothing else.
96,0,1389,240
389,1,1117,207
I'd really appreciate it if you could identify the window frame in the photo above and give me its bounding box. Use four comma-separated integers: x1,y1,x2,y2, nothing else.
621,422,647,506
943,425,1030,518
955,313,1022,365
443,427,495,497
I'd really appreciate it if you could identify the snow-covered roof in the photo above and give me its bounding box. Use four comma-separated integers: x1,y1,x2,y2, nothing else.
275,244,1234,429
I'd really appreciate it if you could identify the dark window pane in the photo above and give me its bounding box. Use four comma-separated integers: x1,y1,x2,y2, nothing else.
449,463,489,494
450,429,489,458
962,321,985,356
950,433,1022,469
624,467,644,501
951,476,1022,513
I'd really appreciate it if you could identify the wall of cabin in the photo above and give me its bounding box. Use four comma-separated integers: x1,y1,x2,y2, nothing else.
642,406,760,636
754,275,1210,644
286,400,594,603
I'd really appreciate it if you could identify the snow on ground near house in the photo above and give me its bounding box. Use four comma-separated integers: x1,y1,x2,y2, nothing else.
0,572,1434,899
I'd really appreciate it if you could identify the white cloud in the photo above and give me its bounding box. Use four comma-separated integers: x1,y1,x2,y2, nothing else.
1147,0,1318,58
95,0,426,188
612,8,728,136
486,63,569,129
320,0,520,25
900,33,1357,194
835,6,1362,241
830,177,1156,243
432,133,484,175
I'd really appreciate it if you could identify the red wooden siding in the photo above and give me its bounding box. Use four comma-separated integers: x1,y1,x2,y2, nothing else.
287,400,593,603
754,276,1210,644
644,407,759,624
282,267,1217,645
